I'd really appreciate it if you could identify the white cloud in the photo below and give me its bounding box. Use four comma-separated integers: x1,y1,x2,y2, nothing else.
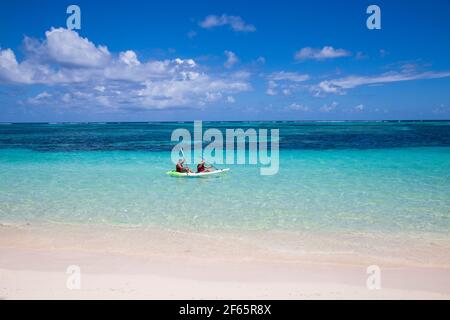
199,14,255,32
27,91,52,104
0,48,51,84
224,50,239,68
230,70,251,80
268,71,309,82
310,80,342,97
43,28,111,67
136,74,249,109
0,48,18,69
282,89,291,96
174,58,196,68
94,85,106,92
119,50,140,66
355,104,364,111
266,80,278,96
265,71,309,96
227,96,235,103
320,101,338,112
314,70,450,95
36,91,52,99
286,103,309,111
319,81,340,93
1,28,251,110
295,46,351,60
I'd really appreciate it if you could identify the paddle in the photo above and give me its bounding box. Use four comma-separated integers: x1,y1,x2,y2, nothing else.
204,160,218,171
179,147,191,173
180,147,218,171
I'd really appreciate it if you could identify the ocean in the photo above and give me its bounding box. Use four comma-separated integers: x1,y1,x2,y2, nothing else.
1,121,449,240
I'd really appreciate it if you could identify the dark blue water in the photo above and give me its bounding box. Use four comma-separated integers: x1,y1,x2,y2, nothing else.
0,121,449,152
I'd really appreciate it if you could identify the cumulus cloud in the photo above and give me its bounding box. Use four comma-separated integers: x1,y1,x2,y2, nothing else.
30,27,112,67
224,50,239,68
119,50,140,66
0,48,34,83
0,28,251,110
295,46,351,61
199,14,255,32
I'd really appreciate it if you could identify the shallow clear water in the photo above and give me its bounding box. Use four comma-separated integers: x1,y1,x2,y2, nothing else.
0,122,449,237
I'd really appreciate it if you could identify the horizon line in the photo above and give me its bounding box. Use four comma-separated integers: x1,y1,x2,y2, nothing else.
1,119,450,124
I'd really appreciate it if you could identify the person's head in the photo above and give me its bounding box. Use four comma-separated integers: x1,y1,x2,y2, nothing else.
178,158,184,164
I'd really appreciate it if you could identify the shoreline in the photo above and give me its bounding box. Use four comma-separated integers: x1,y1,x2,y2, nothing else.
1,222,450,299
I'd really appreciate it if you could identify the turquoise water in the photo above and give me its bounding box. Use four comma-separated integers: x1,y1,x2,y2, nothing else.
0,122,449,237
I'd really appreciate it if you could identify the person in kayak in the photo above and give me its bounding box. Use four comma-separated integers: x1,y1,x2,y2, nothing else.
176,159,192,173
197,159,213,173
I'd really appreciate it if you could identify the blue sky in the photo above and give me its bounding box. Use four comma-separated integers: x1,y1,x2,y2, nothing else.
0,0,449,122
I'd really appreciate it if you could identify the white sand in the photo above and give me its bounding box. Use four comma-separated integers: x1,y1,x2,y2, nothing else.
1,223,449,299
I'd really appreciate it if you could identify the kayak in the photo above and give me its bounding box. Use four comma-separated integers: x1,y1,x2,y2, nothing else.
166,168,230,178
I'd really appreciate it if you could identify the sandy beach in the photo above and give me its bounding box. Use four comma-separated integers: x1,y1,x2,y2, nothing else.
1,223,449,299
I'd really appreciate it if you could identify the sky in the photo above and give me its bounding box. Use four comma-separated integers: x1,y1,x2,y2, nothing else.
0,0,450,122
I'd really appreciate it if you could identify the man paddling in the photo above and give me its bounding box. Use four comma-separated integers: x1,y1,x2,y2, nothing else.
176,158,192,173
197,159,213,173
